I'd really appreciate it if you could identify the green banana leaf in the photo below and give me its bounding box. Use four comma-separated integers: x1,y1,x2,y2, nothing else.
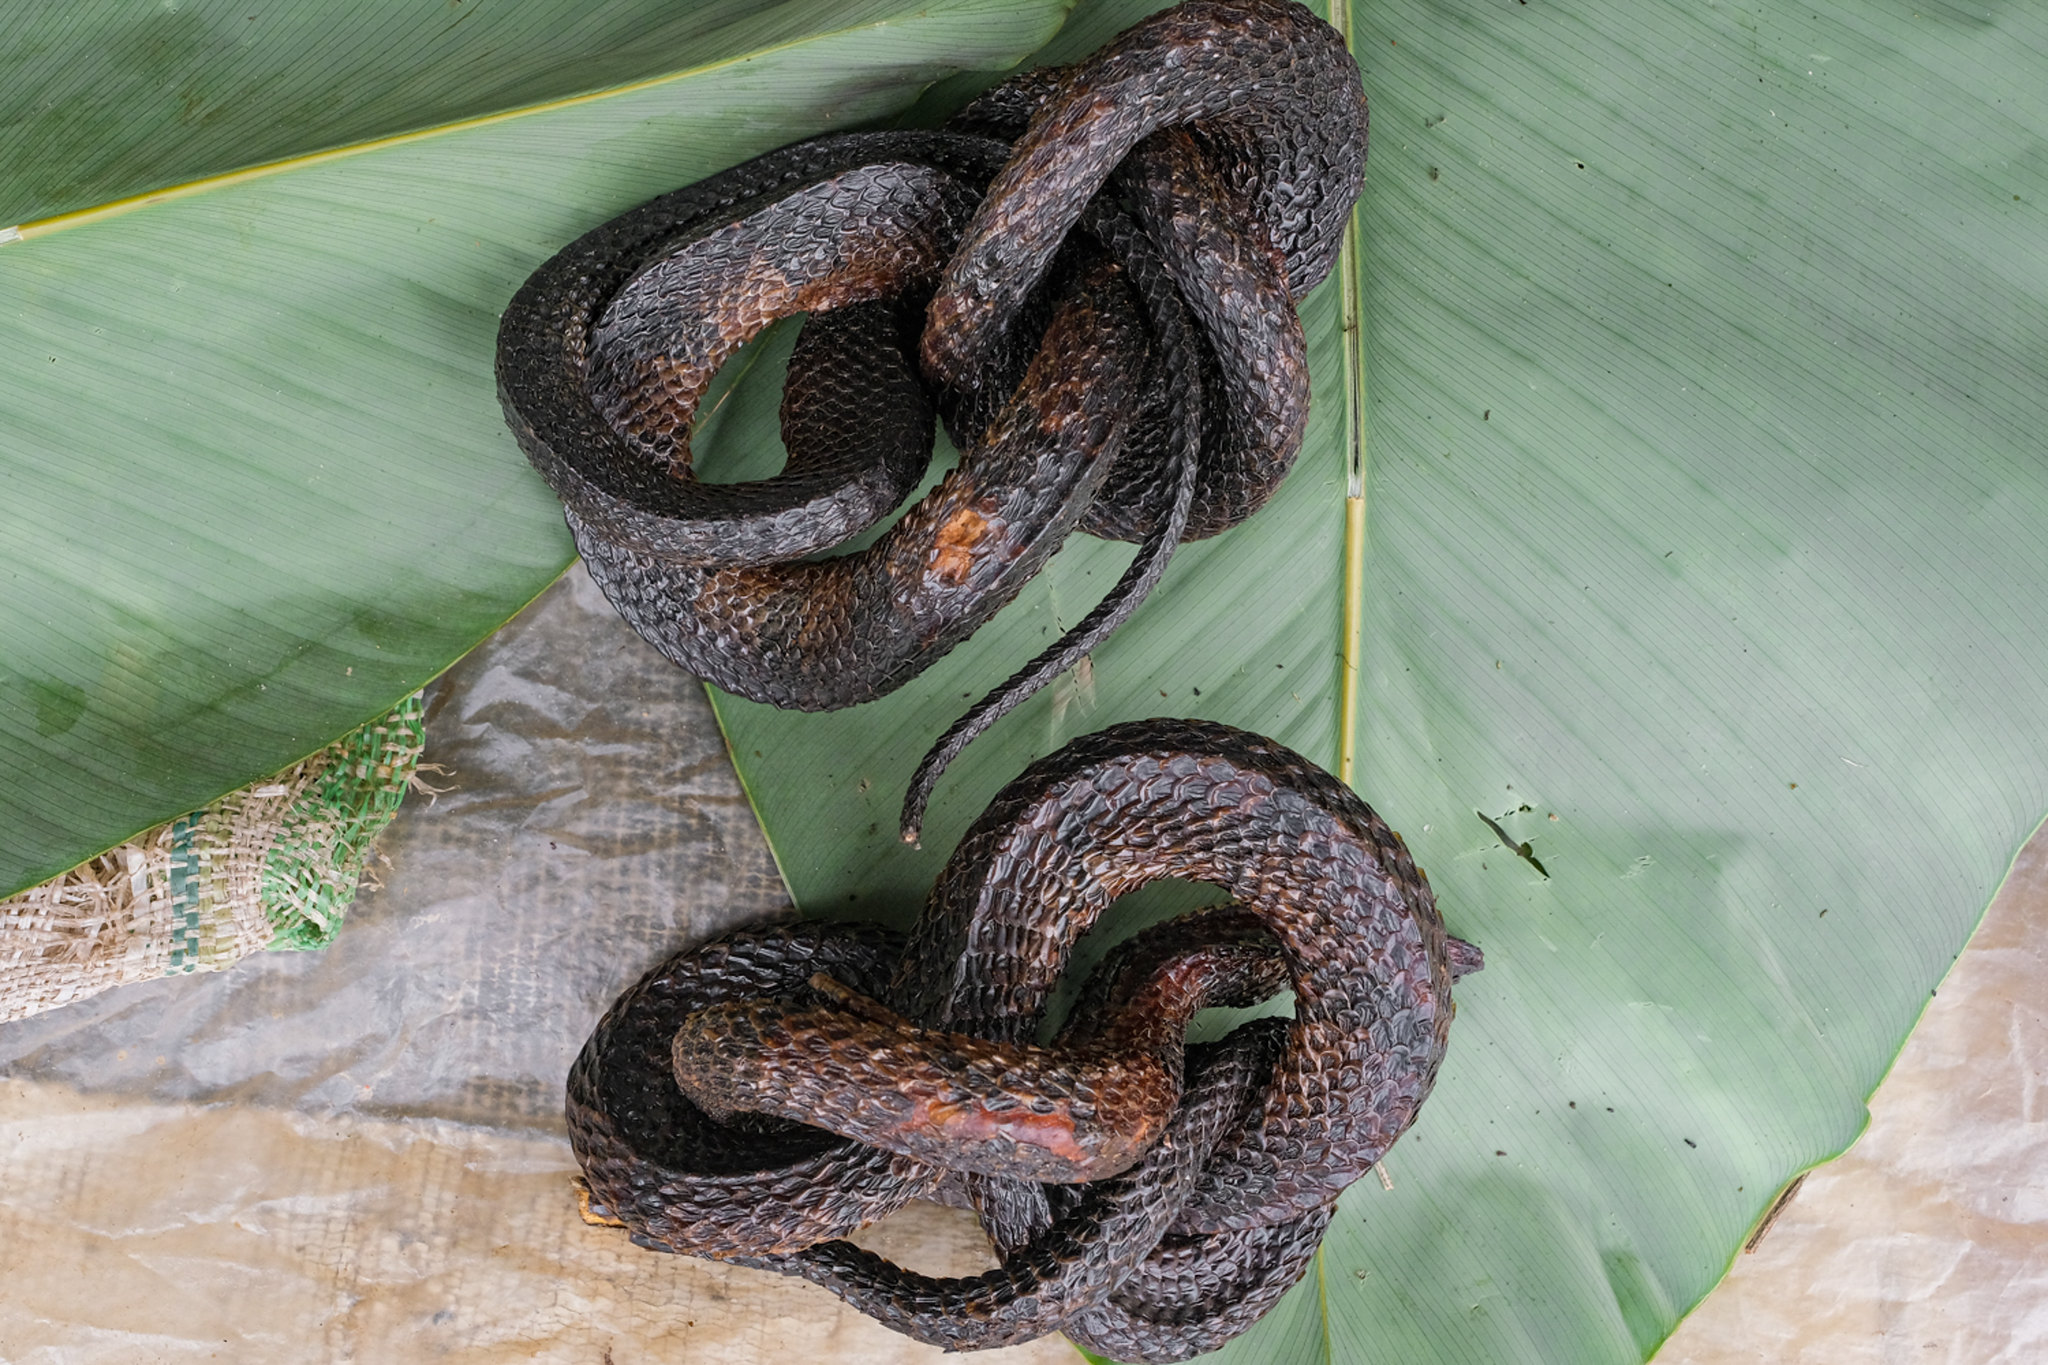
706,1,2048,1361
0,0,1075,897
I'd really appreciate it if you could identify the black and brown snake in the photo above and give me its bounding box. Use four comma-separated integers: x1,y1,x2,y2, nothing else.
494,0,1367,838
504,3,1482,1356
568,718,1481,1358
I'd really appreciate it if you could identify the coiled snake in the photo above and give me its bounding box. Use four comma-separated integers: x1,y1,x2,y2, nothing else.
495,0,1367,837
509,2,1484,1356
568,718,1481,1359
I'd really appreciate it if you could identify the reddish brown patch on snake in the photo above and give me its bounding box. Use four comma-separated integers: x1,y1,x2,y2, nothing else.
930,505,992,587
920,1098,1094,1168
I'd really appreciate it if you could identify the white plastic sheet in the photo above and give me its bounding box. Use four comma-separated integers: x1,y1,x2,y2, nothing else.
0,566,1068,1365
1660,832,2048,1363
1,564,2041,1363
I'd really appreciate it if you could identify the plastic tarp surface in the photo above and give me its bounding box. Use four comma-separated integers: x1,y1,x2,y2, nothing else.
0,566,1070,1365
1,566,2041,1363
1658,831,2048,1364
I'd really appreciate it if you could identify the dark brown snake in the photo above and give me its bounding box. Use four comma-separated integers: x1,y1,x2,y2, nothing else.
507,2,1450,1354
568,719,1482,1359
494,0,1368,838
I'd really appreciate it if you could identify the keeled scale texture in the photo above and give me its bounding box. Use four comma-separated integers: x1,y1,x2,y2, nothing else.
494,0,1370,813
568,719,1479,1358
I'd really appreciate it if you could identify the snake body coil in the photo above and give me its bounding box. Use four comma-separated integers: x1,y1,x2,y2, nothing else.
495,0,1369,833
569,719,1480,1358
517,4,1449,1355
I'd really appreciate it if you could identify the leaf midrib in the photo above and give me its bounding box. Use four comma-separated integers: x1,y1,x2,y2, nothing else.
2,4,957,242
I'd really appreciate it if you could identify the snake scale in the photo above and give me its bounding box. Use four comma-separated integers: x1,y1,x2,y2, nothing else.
505,2,1485,1356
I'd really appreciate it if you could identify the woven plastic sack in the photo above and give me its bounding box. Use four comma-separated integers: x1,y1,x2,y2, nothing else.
0,695,425,1023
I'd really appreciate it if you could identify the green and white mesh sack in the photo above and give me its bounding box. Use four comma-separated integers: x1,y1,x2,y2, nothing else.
0,695,425,1023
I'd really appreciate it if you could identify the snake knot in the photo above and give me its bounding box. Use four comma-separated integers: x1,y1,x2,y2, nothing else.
496,0,1372,841
567,718,1480,1360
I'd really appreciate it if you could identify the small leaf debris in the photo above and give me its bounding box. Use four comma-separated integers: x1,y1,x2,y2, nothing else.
1744,1173,1808,1253
1477,806,1549,878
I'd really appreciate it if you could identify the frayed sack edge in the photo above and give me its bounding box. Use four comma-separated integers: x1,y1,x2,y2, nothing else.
0,695,427,1024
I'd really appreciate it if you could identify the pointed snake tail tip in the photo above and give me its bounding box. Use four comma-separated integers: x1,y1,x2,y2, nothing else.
900,785,928,845
900,777,931,845
903,732,960,849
